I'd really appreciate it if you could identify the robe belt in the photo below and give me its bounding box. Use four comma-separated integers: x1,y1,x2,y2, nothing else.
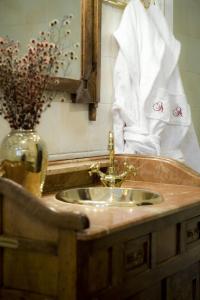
124,127,161,155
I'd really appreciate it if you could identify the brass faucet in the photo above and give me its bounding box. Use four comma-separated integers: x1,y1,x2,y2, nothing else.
89,131,136,187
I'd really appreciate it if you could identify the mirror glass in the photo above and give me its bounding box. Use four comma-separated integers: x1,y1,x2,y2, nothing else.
0,0,81,79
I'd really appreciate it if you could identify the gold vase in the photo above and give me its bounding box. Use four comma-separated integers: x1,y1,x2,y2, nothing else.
0,129,48,197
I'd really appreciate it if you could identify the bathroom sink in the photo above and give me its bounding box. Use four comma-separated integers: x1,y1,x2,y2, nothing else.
56,187,164,207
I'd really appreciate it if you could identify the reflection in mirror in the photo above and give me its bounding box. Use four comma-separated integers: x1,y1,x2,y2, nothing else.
0,0,101,120
0,0,81,80
109,0,200,173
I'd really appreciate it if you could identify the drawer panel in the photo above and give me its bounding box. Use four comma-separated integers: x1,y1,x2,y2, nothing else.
123,235,150,276
185,216,200,247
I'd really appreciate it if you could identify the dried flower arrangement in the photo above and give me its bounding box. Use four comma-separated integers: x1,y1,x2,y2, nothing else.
0,15,79,130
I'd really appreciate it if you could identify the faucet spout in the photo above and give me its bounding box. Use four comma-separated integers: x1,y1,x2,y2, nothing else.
89,131,136,187
108,131,115,175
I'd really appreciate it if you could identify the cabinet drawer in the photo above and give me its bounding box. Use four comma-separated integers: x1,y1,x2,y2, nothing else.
185,216,200,247
123,235,150,276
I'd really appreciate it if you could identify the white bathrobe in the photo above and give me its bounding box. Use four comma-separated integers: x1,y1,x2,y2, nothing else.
113,0,200,173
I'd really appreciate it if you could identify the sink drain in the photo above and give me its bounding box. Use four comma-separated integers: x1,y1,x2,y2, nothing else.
136,202,153,206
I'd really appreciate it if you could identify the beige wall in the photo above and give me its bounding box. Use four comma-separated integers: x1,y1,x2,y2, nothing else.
0,3,122,160
174,0,200,142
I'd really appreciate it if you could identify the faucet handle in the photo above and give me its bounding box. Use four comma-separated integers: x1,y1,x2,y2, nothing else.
0,163,5,177
89,162,100,176
123,161,137,177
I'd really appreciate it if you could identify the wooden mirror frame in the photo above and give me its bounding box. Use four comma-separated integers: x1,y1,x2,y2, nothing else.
51,0,101,121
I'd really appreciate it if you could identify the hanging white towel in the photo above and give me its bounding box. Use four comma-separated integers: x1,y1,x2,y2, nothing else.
113,0,200,172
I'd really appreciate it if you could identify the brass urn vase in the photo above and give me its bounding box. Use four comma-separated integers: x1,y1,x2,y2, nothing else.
0,129,48,197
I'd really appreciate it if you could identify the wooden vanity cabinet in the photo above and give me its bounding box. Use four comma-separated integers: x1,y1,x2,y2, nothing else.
0,177,90,300
76,209,200,300
166,264,200,300
1,175,200,299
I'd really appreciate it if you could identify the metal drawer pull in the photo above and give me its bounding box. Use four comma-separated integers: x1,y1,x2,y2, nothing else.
0,236,19,249
187,228,200,239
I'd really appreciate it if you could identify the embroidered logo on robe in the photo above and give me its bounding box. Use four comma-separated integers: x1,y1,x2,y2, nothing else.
153,102,164,112
173,106,183,117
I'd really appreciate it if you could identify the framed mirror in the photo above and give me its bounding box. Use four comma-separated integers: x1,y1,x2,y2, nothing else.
0,0,101,121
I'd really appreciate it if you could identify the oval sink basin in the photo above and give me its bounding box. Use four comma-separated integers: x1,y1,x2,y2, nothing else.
56,187,164,207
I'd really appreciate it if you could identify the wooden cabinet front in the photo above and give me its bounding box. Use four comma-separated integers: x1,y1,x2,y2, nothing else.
77,208,200,300
166,264,200,300
127,283,162,300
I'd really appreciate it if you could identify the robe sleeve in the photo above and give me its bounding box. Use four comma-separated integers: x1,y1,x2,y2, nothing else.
112,50,138,154
113,110,125,153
